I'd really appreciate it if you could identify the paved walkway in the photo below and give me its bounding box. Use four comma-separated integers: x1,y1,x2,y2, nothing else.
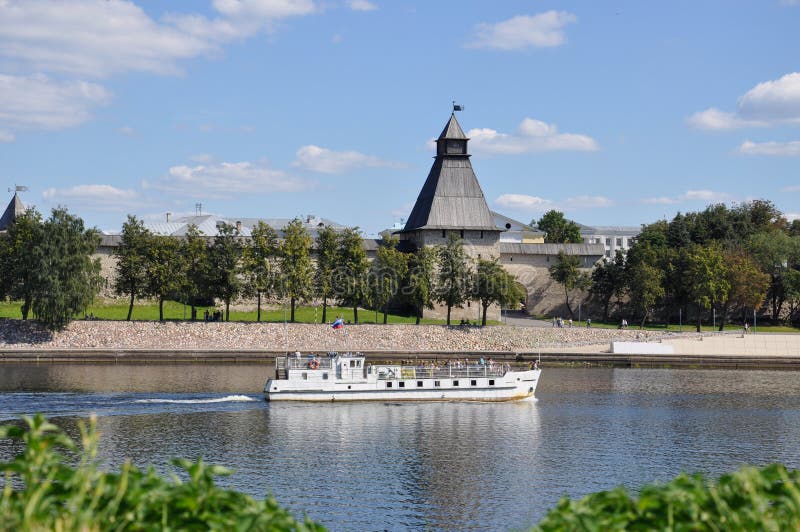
502,311,553,328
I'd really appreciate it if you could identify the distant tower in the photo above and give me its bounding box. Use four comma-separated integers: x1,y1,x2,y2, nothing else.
0,190,26,232
398,110,501,257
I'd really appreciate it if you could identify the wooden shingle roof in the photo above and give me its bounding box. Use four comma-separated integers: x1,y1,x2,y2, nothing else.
0,193,25,231
402,114,499,232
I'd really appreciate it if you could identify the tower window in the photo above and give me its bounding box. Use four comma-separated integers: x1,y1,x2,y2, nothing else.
460,230,464,238
442,230,446,238
480,231,484,239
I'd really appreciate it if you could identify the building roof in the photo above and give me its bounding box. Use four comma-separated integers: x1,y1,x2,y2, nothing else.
125,213,346,240
580,225,641,236
438,113,467,140
402,114,499,233
498,242,606,256
492,210,545,234
0,193,25,231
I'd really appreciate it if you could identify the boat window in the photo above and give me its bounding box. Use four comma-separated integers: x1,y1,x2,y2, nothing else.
386,382,392,388
350,360,357,368
434,381,440,387
471,380,477,386
322,373,329,380
489,379,495,386
399,381,405,388
417,381,423,387
453,380,459,386
302,372,308,380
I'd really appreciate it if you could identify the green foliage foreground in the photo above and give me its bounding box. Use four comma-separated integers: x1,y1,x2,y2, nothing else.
533,463,800,531
0,414,324,531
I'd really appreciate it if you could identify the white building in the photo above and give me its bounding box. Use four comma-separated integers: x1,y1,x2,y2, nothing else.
579,225,640,259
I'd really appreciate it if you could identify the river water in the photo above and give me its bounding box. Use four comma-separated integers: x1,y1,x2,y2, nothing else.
2,363,800,531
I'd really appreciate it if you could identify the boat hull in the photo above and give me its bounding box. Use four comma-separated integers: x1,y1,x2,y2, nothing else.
265,369,540,402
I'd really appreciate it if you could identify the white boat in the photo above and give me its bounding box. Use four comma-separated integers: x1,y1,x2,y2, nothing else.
264,352,541,402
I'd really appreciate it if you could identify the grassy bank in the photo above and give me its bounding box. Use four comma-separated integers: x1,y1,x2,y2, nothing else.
0,300,503,325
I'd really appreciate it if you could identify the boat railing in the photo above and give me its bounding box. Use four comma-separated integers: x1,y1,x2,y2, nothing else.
283,356,334,370
375,364,508,380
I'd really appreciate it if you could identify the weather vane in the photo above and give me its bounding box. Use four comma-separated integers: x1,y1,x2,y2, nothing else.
7,185,27,193
452,101,464,112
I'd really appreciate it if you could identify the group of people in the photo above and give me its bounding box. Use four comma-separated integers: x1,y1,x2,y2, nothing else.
552,316,573,328
203,309,223,322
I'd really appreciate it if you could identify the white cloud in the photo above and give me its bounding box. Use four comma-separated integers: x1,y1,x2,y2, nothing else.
118,126,136,137
786,213,800,221
293,145,405,174
348,0,377,11
494,193,613,214
0,0,320,78
0,0,217,78
0,1,320,136
782,185,800,192
495,194,554,212
686,108,764,131
781,0,800,5
738,140,800,156
42,184,141,212
0,129,14,142
689,72,800,130
145,160,314,198
642,189,730,205
467,11,577,51
0,74,111,130
467,117,599,154
562,195,615,209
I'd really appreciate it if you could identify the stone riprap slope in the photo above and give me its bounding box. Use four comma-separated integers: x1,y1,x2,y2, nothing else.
0,320,681,352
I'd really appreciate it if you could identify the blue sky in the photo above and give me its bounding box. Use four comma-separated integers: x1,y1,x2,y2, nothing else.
1,0,799,236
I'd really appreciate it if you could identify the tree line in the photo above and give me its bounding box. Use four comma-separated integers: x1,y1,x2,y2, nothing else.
582,200,800,329
112,217,523,327
0,208,524,329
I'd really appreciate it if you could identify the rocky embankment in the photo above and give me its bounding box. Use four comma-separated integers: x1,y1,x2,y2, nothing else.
0,319,683,353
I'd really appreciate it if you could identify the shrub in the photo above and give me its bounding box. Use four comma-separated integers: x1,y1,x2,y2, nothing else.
533,464,800,531
0,414,324,531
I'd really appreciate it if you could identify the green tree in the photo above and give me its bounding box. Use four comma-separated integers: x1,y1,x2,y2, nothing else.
0,208,44,320
337,227,370,324
404,246,436,325
535,210,583,243
719,250,770,330
626,260,665,328
180,225,208,320
113,215,152,321
370,237,409,324
242,221,279,322
435,233,471,325
314,225,339,324
31,208,102,331
144,235,184,321
207,224,243,321
686,244,730,332
474,258,524,326
548,251,589,319
589,250,626,321
747,231,800,321
280,219,313,323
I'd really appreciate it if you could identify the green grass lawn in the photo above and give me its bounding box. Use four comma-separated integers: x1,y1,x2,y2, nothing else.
0,299,484,325
534,315,800,333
